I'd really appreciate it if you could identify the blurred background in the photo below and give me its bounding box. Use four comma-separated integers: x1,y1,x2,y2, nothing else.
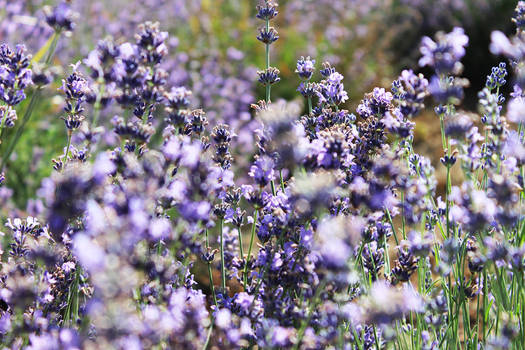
0,0,519,209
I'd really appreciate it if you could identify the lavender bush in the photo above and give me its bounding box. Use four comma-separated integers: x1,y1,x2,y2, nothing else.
0,0,525,349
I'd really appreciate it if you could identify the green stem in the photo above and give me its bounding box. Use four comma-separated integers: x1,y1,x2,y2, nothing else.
279,169,285,191
219,218,226,291
293,280,326,350
385,207,399,246
63,129,72,168
64,265,81,326
91,82,105,130
205,228,218,306
202,323,213,350
237,225,244,261
243,209,258,289
0,107,7,151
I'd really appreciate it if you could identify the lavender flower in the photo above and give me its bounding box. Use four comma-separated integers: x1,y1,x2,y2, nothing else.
419,27,469,75
0,2,524,349
317,65,349,106
249,155,275,188
257,67,280,86
391,69,429,118
295,56,316,80
44,2,76,32
61,66,89,130
0,44,32,107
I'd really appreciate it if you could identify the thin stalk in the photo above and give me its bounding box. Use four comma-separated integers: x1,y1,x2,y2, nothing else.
265,18,270,103
237,225,244,261
219,218,226,291
63,129,72,168
373,324,381,350
64,265,80,326
383,234,390,276
446,163,451,238
202,323,213,350
293,280,326,350
91,82,105,130
400,191,406,239
243,209,258,289
385,207,399,246
483,268,488,342
263,17,279,196
205,228,218,306
0,106,7,147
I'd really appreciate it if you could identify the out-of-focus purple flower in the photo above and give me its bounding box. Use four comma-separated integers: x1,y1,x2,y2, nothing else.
149,217,171,240
513,1,525,32
178,201,211,223
503,131,525,165
249,155,275,187
73,234,106,272
315,215,365,269
428,75,468,104
363,281,424,324
507,97,525,124
44,2,76,32
0,313,10,335
489,31,525,61
271,326,295,347
419,27,468,75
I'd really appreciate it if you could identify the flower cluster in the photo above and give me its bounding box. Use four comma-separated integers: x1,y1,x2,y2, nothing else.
0,1,524,349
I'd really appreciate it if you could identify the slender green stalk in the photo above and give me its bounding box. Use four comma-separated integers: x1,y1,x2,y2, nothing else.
0,105,7,145
205,228,218,306
243,209,258,289
262,16,279,196
279,169,285,191
265,18,270,103
270,177,276,195
91,82,105,130
63,130,72,168
384,207,399,246
219,218,226,291
293,280,326,350
383,233,390,276
373,324,381,350
64,265,81,326
237,226,244,261
202,323,213,350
